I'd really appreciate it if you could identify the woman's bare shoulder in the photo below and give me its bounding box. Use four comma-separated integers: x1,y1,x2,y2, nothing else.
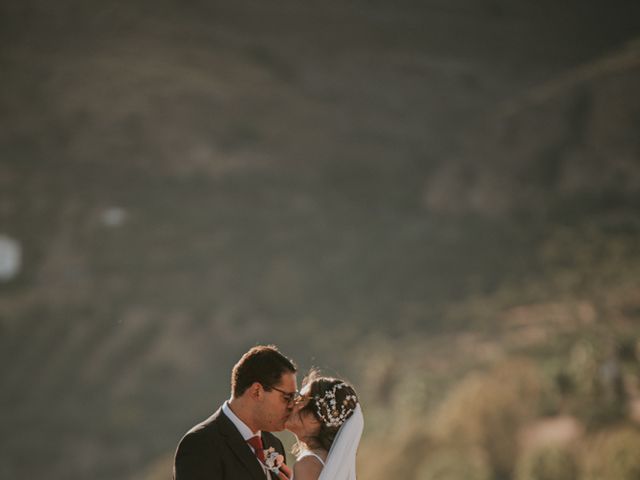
293,455,324,480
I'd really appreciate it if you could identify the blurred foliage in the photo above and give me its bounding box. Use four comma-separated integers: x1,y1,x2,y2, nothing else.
515,446,578,480
416,448,491,480
430,360,545,477
582,428,640,480
357,259,640,480
565,339,627,427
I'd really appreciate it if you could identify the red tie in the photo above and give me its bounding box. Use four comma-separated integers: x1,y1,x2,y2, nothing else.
247,435,265,463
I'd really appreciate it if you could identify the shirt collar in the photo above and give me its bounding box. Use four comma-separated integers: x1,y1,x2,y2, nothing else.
222,400,261,441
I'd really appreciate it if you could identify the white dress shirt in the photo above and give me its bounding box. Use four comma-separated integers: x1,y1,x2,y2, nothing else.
222,401,270,478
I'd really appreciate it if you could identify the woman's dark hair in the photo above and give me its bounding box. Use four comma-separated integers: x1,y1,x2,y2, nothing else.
231,345,297,397
294,370,358,453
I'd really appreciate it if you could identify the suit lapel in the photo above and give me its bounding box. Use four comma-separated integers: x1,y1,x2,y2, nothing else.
217,409,266,480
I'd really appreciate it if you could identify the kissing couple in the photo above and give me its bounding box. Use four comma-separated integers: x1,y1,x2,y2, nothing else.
173,345,364,480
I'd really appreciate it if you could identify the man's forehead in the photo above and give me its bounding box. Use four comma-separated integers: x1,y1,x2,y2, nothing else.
277,371,297,389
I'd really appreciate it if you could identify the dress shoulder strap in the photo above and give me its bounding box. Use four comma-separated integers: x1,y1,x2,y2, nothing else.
297,449,326,466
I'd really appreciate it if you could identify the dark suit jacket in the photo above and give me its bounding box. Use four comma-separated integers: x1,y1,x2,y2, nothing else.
173,407,287,480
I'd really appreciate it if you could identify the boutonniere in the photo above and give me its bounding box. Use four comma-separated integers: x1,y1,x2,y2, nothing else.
263,447,285,473
262,447,292,480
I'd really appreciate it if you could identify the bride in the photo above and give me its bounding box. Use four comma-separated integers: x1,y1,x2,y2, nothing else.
283,371,363,480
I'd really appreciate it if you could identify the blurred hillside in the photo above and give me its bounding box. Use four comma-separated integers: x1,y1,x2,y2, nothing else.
360,37,640,480
1,1,640,479
425,38,640,219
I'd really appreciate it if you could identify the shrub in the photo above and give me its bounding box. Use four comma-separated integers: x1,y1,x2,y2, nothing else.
431,359,546,478
582,427,640,480
416,448,491,480
566,339,626,427
515,446,577,480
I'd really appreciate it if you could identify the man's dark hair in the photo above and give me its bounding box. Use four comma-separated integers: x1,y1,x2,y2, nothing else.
231,345,297,397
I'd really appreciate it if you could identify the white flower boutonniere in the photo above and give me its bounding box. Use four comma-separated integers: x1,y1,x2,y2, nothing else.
263,447,285,474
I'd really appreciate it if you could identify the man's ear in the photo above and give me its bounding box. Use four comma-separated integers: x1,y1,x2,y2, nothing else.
248,382,264,400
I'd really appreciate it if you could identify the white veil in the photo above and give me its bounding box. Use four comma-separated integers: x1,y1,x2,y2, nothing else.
318,404,364,480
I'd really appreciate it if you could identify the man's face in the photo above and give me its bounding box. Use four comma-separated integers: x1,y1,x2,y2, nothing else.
257,372,298,432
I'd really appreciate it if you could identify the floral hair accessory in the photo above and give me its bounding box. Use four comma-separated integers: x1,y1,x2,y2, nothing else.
313,382,358,428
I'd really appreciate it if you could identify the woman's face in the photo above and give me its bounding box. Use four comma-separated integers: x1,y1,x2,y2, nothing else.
284,384,321,438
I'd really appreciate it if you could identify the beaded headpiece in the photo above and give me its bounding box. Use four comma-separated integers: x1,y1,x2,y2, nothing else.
313,382,358,428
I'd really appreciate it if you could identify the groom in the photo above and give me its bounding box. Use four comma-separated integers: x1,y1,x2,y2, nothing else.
173,345,298,480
